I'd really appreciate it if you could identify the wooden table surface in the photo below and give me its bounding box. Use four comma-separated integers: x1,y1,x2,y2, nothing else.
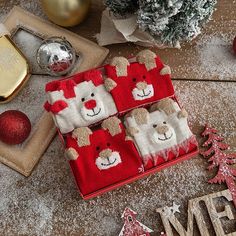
0,0,235,235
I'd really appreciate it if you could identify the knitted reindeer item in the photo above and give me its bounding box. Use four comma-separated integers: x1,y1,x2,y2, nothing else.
125,98,197,169
44,69,118,134
104,49,174,114
65,117,144,196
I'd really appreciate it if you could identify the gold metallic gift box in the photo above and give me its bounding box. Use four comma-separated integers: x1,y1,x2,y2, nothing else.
0,35,30,103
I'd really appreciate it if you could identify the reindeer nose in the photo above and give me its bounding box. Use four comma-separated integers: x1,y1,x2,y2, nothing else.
156,125,169,134
84,99,97,109
136,82,147,90
99,149,112,158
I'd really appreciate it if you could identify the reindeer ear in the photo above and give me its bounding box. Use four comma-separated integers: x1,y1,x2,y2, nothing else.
104,78,117,92
149,103,159,112
110,57,130,77
136,49,157,71
160,65,171,75
125,128,136,140
177,108,188,119
130,108,149,125
156,98,176,115
126,127,139,136
102,117,122,136
72,127,92,147
65,148,79,160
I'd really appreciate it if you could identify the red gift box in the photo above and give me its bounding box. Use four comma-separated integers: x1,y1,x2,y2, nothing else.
45,49,198,199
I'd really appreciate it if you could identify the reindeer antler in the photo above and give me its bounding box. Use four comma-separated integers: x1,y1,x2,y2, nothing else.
102,116,122,136
72,127,92,147
136,49,157,71
65,148,79,160
110,57,130,77
155,98,176,115
130,108,149,125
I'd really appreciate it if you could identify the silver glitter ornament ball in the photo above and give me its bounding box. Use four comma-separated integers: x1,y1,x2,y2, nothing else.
36,37,76,76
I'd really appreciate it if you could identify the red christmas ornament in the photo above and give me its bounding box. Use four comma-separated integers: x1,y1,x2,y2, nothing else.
200,124,236,207
233,36,236,55
0,110,31,145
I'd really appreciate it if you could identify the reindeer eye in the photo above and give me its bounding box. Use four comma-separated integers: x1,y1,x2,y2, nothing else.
91,93,94,97
107,142,110,146
96,146,100,151
163,121,167,124
81,97,85,102
132,78,137,82
153,124,157,128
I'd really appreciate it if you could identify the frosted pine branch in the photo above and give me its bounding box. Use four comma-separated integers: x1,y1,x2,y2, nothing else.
105,0,217,46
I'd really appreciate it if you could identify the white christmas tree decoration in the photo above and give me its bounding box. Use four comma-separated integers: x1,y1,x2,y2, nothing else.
162,202,180,218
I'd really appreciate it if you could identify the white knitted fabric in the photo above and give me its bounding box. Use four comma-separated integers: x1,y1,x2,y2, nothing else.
46,80,118,134
132,84,154,101
125,101,194,164
95,151,122,170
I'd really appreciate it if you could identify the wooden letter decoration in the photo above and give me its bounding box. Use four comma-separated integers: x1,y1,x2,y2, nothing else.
156,190,235,236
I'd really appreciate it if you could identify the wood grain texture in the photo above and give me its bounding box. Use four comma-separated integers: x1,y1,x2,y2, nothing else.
156,190,234,236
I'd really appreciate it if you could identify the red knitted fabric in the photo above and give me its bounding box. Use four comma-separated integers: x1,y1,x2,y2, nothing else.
66,123,144,196
104,56,174,113
145,141,198,169
45,69,103,99
45,79,77,99
44,100,68,114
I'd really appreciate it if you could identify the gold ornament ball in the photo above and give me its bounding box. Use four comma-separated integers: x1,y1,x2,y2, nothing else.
41,0,91,27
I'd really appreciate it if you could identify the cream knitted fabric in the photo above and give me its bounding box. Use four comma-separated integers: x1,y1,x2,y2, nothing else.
46,80,118,134
125,99,194,165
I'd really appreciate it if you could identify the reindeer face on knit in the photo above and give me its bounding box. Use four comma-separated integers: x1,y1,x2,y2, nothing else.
126,109,177,157
65,117,144,195
104,49,174,113
125,98,194,162
150,116,176,145
129,64,154,101
105,60,155,103
44,71,118,134
95,143,122,170
74,81,106,121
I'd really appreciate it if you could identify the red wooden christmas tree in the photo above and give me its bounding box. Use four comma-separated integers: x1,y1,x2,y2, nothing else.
201,124,236,207
119,208,153,236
